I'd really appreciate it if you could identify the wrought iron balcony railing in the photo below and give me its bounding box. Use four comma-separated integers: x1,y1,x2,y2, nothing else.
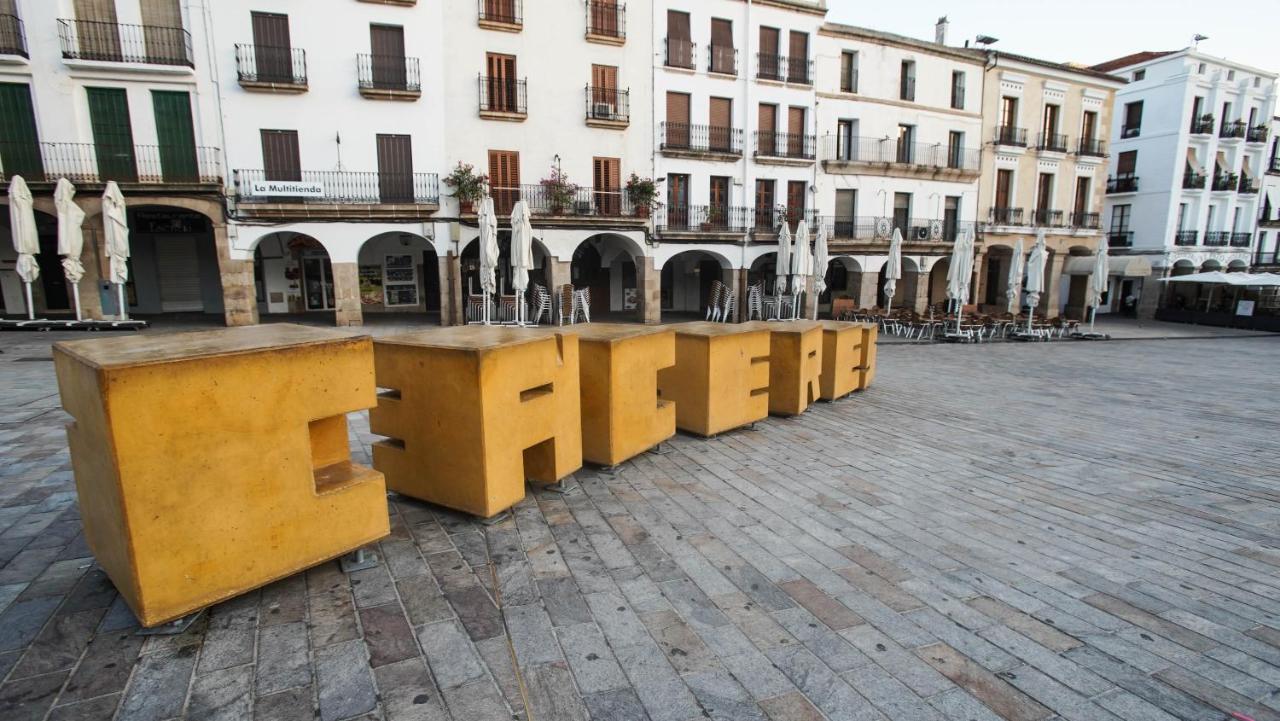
821,135,979,171
585,86,629,124
1032,209,1066,227
1238,177,1258,194
989,207,1025,226
487,184,634,217
585,1,625,39
755,131,815,160
1190,115,1215,134
665,38,695,69
58,19,193,67
707,45,737,75
1,141,220,185
751,206,820,233
822,216,976,243
1107,231,1133,247
757,53,785,81
788,57,813,85
235,44,307,86
1121,124,1141,139
1036,132,1069,153
657,205,750,233
1183,171,1207,189
1212,172,1238,191
478,76,527,115
994,126,1027,147
235,169,439,205
1107,176,1139,193
1071,212,1101,230
1247,125,1269,144
478,0,521,26
357,54,421,93
1220,120,1246,139
1077,138,1107,157
660,122,743,155
1174,230,1199,246
0,14,26,57
1203,231,1230,246
1230,232,1252,247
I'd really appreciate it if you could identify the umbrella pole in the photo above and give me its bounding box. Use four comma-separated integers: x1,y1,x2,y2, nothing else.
886,295,893,316
1089,305,1096,334
1026,306,1034,335
117,283,128,320
955,303,963,335
71,284,82,322
23,282,34,321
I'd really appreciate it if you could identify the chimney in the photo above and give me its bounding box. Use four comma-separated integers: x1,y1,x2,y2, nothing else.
935,16,949,45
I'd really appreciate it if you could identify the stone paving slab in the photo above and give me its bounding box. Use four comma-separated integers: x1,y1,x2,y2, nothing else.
0,329,1278,720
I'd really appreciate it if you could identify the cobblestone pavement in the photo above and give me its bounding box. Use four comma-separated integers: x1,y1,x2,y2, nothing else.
1,329,1279,721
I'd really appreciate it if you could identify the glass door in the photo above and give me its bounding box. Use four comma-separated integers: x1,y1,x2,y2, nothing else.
302,252,335,311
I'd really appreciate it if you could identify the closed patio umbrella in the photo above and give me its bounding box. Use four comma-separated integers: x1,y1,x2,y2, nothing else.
478,195,499,325
1005,238,1025,315
1024,229,1048,333
946,227,975,334
1086,242,1109,333
812,222,828,320
791,220,811,320
883,228,903,315
8,176,39,320
55,179,86,321
774,221,791,319
509,200,534,325
102,181,131,320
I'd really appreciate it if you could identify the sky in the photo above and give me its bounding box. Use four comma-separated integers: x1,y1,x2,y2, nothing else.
824,0,1276,73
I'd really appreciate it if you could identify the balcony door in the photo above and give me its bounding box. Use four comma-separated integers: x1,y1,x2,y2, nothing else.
86,87,137,183
1042,104,1060,140
995,169,1013,211
486,53,517,112
140,0,182,64
788,31,808,82
892,193,911,236
590,1,619,37
1036,174,1053,218
1073,177,1091,216
667,173,689,228
369,24,407,90
377,134,413,203
1117,150,1137,179
944,196,960,240
834,190,856,237
836,119,856,161
0,83,44,180
487,149,519,215
251,12,292,83
758,104,776,156
591,64,618,112
260,129,301,181
592,156,620,215
758,27,780,79
485,0,516,23
709,97,732,151
666,10,691,67
74,0,121,62
709,18,733,74
152,90,198,182
787,106,805,157
709,176,729,228
1080,111,1097,144
754,179,774,229
786,180,806,228
665,92,689,148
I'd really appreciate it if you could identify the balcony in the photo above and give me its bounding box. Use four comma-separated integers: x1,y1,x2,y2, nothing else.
1036,132,1069,153
1,141,220,188
787,57,812,85
1076,138,1107,158
235,45,307,92
1203,231,1230,246
1032,209,1065,228
665,38,695,70
751,206,821,234
1106,176,1139,194
357,54,421,100
584,1,625,43
487,184,645,222
707,45,737,76
657,205,750,235
1190,115,1215,135
585,86,629,128
477,0,521,30
1174,230,1199,246
1182,171,1207,189
988,207,1025,226
478,76,527,120
0,13,27,58
821,135,980,178
1107,231,1133,247
823,216,975,244
234,169,439,220
1212,172,1238,192
58,19,193,68
660,122,743,158
1070,212,1101,230
757,53,785,81
994,126,1028,147
754,131,815,164
1247,125,1269,144
1121,124,1141,139
1220,120,1246,139
1238,177,1258,194
1230,232,1252,247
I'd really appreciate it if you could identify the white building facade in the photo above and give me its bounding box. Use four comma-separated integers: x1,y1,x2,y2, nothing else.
813,21,984,316
1255,116,1280,271
1094,50,1278,317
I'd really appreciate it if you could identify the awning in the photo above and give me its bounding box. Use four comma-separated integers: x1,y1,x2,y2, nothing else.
1063,255,1152,277
1162,271,1280,286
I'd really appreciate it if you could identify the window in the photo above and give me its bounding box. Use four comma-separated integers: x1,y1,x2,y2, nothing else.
709,18,734,74
1205,204,1216,233
250,12,293,83
836,118,856,161
995,169,1013,212
260,129,300,182
947,131,964,169
1227,70,1235,81
665,10,692,68
758,26,781,80
892,192,911,234
708,97,732,151
0,83,43,179
787,106,806,157
896,124,914,163
1176,203,1187,230
667,173,689,227
592,157,621,214
899,60,915,101
788,31,809,83
840,51,858,93
1117,150,1137,178
1122,102,1143,137
1035,173,1054,218
484,53,519,113
943,196,960,240
1073,177,1091,215
834,189,856,236
754,179,775,228
950,71,965,110
1132,69,1145,81
487,149,520,214
590,64,620,118
368,24,408,90
786,180,806,220
1197,62,1206,74
1081,110,1097,142
709,176,730,226
1110,204,1130,232
1000,96,1018,127
665,91,690,147
1043,104,1060,138
375,134,413,203
758,103,777,155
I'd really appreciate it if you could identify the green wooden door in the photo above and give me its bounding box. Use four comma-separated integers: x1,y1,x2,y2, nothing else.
152,90,197,182
86,87,137,182
0,83,44,180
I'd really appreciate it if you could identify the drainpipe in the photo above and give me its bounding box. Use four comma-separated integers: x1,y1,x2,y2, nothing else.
201,0,233,220
741,0,753,274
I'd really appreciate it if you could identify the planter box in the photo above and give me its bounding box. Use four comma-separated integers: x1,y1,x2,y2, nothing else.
741,321,824,416
857,322,879,388
657,322,770,436
53,325,387,627
371,327,582,518
817,320,863,401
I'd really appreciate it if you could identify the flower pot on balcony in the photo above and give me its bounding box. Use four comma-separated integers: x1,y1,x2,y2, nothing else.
700,222,713,232
634,205,650,219
460,200,474,214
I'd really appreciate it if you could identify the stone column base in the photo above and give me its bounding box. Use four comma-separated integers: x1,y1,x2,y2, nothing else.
331,262,363,327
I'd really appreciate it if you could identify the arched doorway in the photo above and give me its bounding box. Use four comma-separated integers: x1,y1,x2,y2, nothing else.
661,249,732,319
878,257,918,310
356,232,441,322
121,206,222,319
928,257,950,310
980,245,1015,312
460,234,551,297
820,257,860,316
1165,259,1198,311
570,234,642,321
252,232,335,320
0,208,69,317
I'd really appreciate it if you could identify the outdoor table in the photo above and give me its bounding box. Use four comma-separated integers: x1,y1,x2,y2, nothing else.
549,323,675,468
53,324,388,627
816,320,864,401
371,326,582,518
740,320,824,416
657,322,771,437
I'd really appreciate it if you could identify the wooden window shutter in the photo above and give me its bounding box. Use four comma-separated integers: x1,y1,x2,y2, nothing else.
667,10,689,40
261,129,301,182
709,97,731,128
788,31,807,59
758,104,776,155
1118,150,1137,175
487,150,520,214
787,107,805,156
759,27,778,55
711,19,733,48
377,134,413,203
666,92,690,148
593,157,620,214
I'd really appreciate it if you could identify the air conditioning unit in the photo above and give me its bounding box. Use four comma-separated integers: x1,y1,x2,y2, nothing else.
913,226,931,241
593,102,615,119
